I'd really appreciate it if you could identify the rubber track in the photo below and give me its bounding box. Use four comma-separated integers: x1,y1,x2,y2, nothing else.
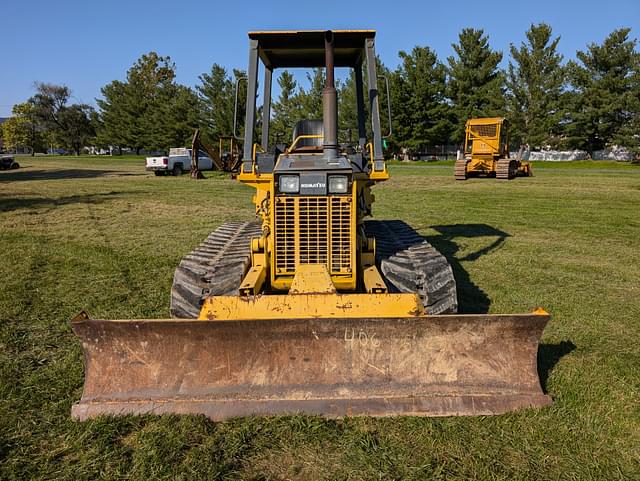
171,219,457,317
170,221,262,318
454,159,469,180
365,220,458,314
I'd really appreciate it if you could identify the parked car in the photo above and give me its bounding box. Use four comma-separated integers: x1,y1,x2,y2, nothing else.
47,148,68,155
145,148,213,176
0,155,19,170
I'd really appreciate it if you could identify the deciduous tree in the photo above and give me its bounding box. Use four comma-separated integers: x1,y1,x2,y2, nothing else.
1,102,43,154
56,104,95,155
30,83,95,155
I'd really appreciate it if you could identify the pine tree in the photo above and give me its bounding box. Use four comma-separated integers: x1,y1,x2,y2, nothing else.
196,64,236,141
338,69,358,143
96,80,136,151
271,71,302,144
391,46,452,151
375,57,393,145
149,84,201,150
128,53,176,152
619,65,640,156
566,28,640,155
338,57,391,145
97,52,198,153
447,28,505,143
506,23,566,149
298,68,325,120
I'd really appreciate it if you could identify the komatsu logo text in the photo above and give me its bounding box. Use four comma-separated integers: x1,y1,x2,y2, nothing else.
301,182,326,189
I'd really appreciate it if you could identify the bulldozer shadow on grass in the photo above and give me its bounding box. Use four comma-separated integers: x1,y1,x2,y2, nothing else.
537,340,576,393
429,223,509,314
0,191,142,214
375,221,506,314
0,167,143,182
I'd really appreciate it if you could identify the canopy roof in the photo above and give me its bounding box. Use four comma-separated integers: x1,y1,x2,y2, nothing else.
248,30,376,68
466,117,507,126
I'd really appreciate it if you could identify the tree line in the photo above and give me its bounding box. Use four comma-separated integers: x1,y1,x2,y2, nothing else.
1,83,95,155
2,24,638,156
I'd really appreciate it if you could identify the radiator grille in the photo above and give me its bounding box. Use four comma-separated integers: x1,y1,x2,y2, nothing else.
330,198,351,272
274,196,352,275
470,124,497,138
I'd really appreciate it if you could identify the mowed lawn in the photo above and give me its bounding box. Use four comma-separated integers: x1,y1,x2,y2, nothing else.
1,156,639,480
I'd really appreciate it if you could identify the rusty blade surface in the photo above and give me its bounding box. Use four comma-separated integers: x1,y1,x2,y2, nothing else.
71,313,551,420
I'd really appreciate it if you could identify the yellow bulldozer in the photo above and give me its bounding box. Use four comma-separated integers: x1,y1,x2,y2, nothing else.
71,30,550,420
454,117,533,180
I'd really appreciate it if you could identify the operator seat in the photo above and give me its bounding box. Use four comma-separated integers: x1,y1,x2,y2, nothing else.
291,119,323,151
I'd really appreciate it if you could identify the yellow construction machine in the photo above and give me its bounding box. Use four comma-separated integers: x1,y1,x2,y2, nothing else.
454,117,533,180
71,30,550,420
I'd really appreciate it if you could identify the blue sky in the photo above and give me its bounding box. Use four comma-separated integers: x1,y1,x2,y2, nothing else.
1,0,638,117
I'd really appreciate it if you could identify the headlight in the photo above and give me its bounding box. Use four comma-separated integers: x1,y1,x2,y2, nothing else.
328,175,349,194
279,175,299,193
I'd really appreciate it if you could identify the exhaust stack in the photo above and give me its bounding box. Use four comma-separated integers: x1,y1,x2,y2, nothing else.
323,30,338,160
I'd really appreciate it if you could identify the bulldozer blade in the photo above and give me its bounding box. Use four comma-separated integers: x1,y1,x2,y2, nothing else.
71,311,551,420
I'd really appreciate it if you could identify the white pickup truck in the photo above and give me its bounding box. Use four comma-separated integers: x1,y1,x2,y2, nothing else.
146,148,213,176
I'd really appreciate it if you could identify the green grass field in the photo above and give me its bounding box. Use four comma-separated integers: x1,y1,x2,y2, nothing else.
1,156,639,480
